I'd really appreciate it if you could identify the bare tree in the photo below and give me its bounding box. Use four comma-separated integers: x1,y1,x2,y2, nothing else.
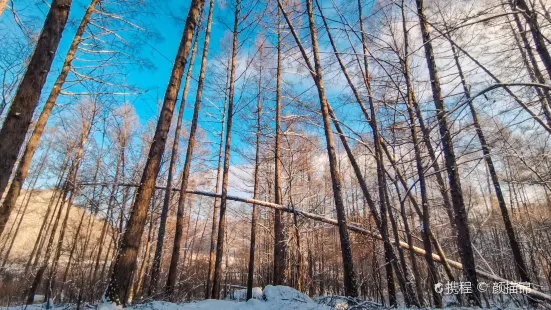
0,0,100,237
104,0,204,304
211,0,240,299
165,0,215,298
0,0,73,198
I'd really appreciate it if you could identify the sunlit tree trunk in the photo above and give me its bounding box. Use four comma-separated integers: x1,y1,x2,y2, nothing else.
212,0,240,299
104,0,203,305
277,0,359,297
149,10,202,296
206,58,229,299
164,0,214,299
247,59,262,300
0,0,79,235
273,7,288,286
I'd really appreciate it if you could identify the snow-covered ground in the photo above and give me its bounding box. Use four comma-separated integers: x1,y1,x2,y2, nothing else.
124,286,334,310
7,286,528,310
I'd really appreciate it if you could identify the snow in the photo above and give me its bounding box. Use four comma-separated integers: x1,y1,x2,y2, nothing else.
225,287,262,301
5,286,526,310
4,287,330,310
132,286,332,310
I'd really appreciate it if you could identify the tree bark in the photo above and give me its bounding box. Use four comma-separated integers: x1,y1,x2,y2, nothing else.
450,41,531,285
247,58,262,301
400,3,441,305
273,7,288,287
104,0,203,305
211,0,239,299
205,58,229,299
0,0,73,228
164,0,214,299
149,9,203,295
277,0,359,297
414,0,481,305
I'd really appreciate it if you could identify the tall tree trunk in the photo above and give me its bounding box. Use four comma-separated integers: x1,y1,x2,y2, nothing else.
211,0,240,299
400,3,441,305
205,60,229,299
414,0,481,305
450,41,532,285
149,10,202,295
0,0,72,200
135,205,156,298
277,0,359,297
0,0,77,235
164,0,214,299
273,7,288,286
247,59,262,301
316,1,414,302
104,0,203,305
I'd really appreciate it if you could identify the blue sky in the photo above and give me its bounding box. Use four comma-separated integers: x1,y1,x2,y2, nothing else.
2,0,377,176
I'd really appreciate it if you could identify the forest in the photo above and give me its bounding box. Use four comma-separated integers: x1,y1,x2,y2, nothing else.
0,0,551,308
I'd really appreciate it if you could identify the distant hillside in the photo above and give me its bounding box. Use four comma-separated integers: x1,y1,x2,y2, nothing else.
0,189,112,269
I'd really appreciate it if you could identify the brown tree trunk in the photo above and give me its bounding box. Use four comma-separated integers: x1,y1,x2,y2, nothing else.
277,0,358,297
450,41,531,285
149,9,203,295
273,7,288,286
104,0,203,305
164,0,214,299
414,0,481,305
211,0,239,299
0,0,75,232
205,59,229,299
247,60,262,301
400,3,441,305
135,207,156,298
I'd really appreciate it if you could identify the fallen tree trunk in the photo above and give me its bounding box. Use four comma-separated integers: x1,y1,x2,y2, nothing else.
78,182,551,303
